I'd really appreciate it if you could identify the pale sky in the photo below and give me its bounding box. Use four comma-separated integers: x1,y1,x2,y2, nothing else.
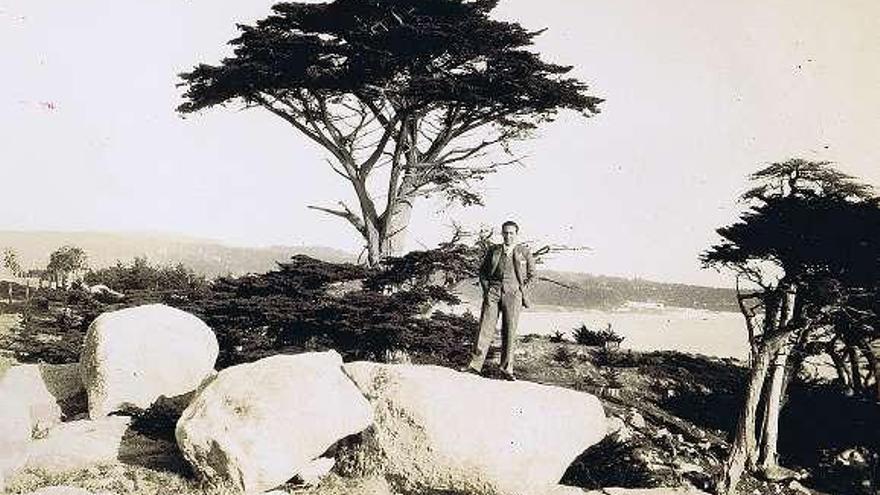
2,0,878,286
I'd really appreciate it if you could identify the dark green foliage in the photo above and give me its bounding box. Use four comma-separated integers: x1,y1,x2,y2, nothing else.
549,330,566,343
601,364,623,388
46,245,88,287
1,287,123,364
0,281,30,305
561,435,659,489
4,250,479,368
703,159,880,402
365,242,480,292
704,193,880,285
167,253,476,368
552,345,574,365
178,0,601,126
1,307,84,364
85,257,208,296
743,159,875,204
703,159,880,303
573,322,624,347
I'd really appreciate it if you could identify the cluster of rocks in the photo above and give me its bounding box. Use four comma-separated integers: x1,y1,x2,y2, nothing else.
0,304,706,495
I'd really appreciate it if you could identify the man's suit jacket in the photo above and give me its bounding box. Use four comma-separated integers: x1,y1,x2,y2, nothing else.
478,243,537,307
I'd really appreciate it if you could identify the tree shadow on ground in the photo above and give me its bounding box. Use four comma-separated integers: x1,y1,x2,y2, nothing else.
641,352,747,434
118,395,194,476
780,383,880,494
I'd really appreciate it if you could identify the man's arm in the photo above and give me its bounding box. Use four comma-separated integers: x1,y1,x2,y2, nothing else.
478,248,492,292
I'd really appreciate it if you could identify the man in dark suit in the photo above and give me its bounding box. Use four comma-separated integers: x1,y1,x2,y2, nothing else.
463,220,536,380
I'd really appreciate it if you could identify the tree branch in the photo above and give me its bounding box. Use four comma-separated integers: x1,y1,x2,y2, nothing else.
307,202,366,236
359,113,401,177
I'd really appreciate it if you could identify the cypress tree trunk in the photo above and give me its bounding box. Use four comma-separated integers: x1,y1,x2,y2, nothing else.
717,340,779,494
381,197,413,256
757,345,792,473
718,303,797,495
828,345,853,395
364,221,382,267
861,340,880,401
848,345,864,395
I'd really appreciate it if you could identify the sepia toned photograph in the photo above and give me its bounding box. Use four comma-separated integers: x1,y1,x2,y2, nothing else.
1,1,878,494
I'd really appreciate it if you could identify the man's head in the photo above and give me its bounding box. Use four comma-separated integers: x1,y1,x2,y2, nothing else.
501,220,519,247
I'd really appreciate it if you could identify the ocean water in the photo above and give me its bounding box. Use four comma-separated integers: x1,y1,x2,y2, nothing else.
438,302,748,361
517,306,748,360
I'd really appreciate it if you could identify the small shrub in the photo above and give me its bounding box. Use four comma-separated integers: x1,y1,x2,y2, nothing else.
85,257,208,296
549,330,566,343
594,346,618,368
561,435,659,489
573,323,625,347
602,366,624,388
553,345,574,365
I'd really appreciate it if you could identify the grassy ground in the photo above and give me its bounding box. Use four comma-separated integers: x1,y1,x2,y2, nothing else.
6,465,398,495
0,312,21,375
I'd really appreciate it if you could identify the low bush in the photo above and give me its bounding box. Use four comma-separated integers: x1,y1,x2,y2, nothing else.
184,255,475,368
552,345,575,365
561,435,659,489
4,249,480,369
573,323,625,347
85,257,209,296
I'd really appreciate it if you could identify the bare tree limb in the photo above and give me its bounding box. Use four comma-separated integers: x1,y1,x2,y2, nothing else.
307,202,366,236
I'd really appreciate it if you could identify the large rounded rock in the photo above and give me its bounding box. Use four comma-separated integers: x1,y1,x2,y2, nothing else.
0,391,30,492
80,304,218,418
176,351,373,493
1,363,86,434
24,417,130,473
0,388,33,445
14,415,180,476
341,363,607,495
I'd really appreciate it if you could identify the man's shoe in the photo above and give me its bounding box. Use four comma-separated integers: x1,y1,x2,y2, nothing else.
500,370,517,381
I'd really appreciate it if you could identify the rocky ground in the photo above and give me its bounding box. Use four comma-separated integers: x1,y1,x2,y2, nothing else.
0,312,871,495
504,337,814,495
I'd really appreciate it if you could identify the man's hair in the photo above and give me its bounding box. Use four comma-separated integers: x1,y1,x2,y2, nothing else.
501,220,519,233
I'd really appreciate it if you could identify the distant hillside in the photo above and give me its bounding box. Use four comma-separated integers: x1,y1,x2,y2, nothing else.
0,231,355,278
455,270,738,313
0,231,737,311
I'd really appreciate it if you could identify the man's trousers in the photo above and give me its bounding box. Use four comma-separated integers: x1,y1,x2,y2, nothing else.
467,283,522,373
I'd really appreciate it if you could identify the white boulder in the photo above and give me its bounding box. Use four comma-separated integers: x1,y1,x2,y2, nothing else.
87,284,125,302
20,415,179,475
24,416,131,473
176,351,373,493
0,391,30,492
0,387,32,445
80,304,218,418
341,362,608,495
1,363,85,435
